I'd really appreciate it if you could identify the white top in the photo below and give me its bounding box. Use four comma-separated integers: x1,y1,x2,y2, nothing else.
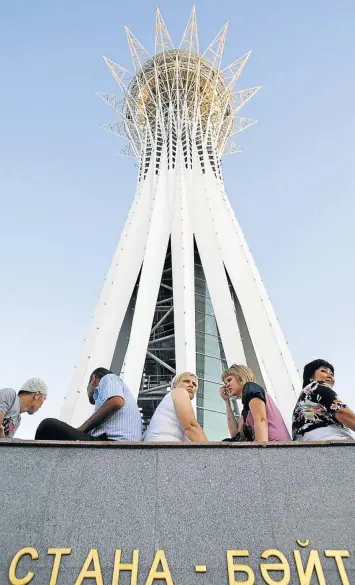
300,425,353,442
144,391,187,442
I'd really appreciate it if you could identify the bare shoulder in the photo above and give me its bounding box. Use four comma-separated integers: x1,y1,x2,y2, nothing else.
171,386,189,403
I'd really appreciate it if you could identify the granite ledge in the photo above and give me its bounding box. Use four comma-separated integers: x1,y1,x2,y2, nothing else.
0,439,354,448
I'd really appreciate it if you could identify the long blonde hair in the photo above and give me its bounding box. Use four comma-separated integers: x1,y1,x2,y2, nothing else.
171,371,198,389
221,364,256,387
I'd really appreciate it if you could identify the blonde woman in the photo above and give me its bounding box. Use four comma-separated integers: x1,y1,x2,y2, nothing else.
220,364,290,442
144,372,208,443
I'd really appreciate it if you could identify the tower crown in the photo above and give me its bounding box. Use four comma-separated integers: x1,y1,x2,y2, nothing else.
127,49,229,139
99,7,261,161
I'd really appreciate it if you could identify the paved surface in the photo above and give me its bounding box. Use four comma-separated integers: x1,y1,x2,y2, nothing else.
1,441,354,584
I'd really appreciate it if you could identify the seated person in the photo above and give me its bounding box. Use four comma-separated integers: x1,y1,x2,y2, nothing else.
144,372,208,443
293,359,355,441
220,364,290,442
35,368,142,441
0,378,48,439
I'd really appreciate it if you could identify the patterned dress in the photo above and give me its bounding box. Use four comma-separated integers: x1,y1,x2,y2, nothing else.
292,381,351,440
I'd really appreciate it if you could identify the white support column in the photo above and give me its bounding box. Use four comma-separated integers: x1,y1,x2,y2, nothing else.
171,161,196,373
210,181,299,427
123,159,174,397
225,194,300,384
61,181,154,425
192,159,246,367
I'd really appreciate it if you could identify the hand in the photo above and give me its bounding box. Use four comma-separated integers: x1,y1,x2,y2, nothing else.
0,425,5,439
76,425,86,433
219,387,230,402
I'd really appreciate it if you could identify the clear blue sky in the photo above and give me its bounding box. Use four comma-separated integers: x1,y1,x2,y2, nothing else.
1,0,354,439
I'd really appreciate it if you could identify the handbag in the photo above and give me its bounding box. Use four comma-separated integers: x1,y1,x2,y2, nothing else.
222,423,255,442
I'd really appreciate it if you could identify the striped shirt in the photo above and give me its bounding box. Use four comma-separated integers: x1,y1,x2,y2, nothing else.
89,374,142,441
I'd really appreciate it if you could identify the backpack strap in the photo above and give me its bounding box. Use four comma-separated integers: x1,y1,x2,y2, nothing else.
2,391,18,437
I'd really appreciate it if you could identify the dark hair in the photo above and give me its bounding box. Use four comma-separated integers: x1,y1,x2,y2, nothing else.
91,367,112,381
302,359,334,388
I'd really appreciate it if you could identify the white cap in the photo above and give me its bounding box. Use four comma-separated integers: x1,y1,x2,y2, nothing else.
19,378,48,395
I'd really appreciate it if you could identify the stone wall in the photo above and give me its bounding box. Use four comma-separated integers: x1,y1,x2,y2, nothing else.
1,441,355,584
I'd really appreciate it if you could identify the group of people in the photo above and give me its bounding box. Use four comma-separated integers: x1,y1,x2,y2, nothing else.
1,358,355,443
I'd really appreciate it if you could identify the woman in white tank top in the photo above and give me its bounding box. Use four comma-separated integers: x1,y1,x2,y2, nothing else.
144,372,208,443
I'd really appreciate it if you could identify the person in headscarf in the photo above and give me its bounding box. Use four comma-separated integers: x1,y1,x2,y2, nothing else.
292,359,355,441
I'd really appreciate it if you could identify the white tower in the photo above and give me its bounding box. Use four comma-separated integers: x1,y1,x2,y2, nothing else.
61,7,299,438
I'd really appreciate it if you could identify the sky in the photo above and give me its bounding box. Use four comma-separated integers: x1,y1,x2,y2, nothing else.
0,0,354,439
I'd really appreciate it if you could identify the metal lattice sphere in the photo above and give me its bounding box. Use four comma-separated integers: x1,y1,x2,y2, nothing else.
98,7,261,167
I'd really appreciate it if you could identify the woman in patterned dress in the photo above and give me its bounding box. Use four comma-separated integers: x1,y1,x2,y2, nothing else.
292,359,355,441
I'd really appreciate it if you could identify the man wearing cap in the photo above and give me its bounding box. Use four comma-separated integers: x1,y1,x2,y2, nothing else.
0,378,48,439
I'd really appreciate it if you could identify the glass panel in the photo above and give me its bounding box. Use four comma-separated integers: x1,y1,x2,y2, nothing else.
195,295,213,314
195,312,220,335
194,243,234,440
196,353,224,379
195,280,211,299
196,334,223,358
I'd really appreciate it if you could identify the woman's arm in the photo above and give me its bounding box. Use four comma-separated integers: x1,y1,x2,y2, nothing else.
311,383,355,433
226,401,242,437
172,388,208,443
220,388,240,437
249,398,268,441
336,408,355,432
